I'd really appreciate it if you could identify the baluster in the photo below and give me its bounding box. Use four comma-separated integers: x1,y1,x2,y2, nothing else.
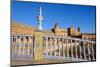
66,39,69,58
62,39,65,57
50,37,52,56
87,42,91,60
23,36,26,57
79,41,82,59
11,36,14,58
31,36,33,58
46,37,48,55
75,40,78,58
27,36,30,58
83,42,86,60
12,36,14,45
17,36,21,57
91,43,95,60
54,38,56,56
58,38,60,56
14,36,17,57
71,40,73,58
19,36,22,57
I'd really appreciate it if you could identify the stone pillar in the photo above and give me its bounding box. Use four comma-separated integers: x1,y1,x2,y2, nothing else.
87,42,91,60
75,40,78,58
34,32,43,60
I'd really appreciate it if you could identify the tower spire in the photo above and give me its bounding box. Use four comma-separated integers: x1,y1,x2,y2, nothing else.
37,6,43,30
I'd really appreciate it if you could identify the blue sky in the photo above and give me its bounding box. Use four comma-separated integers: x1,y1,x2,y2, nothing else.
12,0,96,33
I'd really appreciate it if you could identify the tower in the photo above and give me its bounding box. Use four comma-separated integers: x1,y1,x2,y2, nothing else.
78,26,80,32
55,21,59,28
37,6,43,30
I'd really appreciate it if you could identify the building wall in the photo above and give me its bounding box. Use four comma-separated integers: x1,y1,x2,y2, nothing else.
12,23,34,35
54,28,68,36
12,22,96,41
52,22,68,36
68,27,81,36
81,34,96,41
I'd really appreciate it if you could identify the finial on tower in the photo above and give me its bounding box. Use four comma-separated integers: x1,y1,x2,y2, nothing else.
55,21,59,28
77,26,80,32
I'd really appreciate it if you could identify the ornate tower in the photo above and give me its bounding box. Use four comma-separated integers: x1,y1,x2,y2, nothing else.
37,6,43,30
78,26,80,32
55,21,59,28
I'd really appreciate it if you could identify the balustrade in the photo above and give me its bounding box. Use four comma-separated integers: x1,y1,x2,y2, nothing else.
12,35,33,58
43,35,96,61
12,34,95,61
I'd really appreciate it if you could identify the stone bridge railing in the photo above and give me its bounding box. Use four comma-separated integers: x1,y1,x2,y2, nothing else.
42,35,96,61
11,34,34,59
11,32,96,62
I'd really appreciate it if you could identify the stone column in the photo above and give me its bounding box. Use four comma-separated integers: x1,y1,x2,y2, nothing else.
75,40,78,58
34,32,43,60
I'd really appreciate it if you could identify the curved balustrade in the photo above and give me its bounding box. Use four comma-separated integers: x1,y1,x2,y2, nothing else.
42,35,96,61
11,34,96,62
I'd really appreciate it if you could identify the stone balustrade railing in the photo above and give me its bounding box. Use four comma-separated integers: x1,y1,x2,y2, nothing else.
11,34,96,62
42,35,96,61
11,34,34,58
